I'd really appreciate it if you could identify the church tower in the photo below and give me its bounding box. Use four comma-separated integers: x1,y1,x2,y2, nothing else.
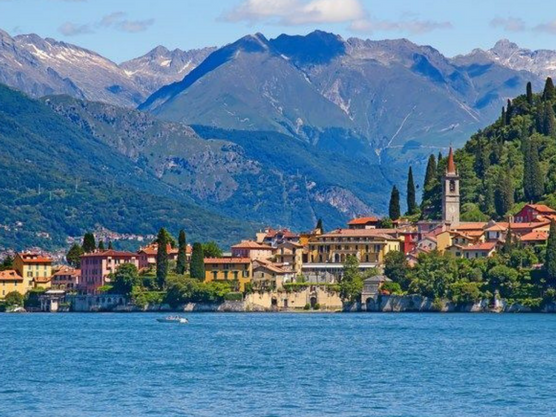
442,147,460,226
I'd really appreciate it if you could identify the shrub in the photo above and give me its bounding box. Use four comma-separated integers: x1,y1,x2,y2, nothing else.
303,303,311,310
4,291,24,307
224,292,243,301
313,303,321,310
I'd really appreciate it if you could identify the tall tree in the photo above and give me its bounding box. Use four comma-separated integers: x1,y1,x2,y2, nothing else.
506,99,513,124
111,263,139,296
176,229,187,275
421,154,437,213
190,243,205,280
527,81,534,105
202,241,223,258
98,240,105,251
108,241,113,250
523,138,544,202
82,232,96,253
389,185,401,220
543,77,555,101
501,107,507,126
546,220,556,285
156,228,169,289
406,167,417,215
66,243,84,268
316,218,324,232
339,255,363,303
543,102,556,137
494,166,514,217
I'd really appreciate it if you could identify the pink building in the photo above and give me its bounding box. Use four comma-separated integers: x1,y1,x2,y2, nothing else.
137,243,191,270
231,241,274,261
51,266,80,290
80,250,139,294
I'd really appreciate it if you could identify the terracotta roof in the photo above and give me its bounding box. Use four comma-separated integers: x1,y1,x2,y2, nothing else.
34,277,52,283
318,228,399,239
254,262,287,274
16,253,52,264
451,222,488,231
138,243,184,256
204,257,251,265
0,270,23,281
519,231,549,242
526,204,556,214
485,223,508,232
461,242,497,251
447,147,456,174
81,249,137,258
232,241,273,250
53,266,80,277
347,216,380,225
264,228,298,239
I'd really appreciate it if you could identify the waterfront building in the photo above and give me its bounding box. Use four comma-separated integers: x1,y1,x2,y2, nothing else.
51,266,80,291
274,241,304,275
442,147,460,226
361,275,392,302
252,259,293,291
13,252,53,290
256,228,300,247
80,250,139,294
303,228,402,281
231,241,274,261
204,257,252,291
0,269,24,298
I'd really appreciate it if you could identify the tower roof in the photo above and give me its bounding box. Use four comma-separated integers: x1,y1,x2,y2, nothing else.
446,147,456,174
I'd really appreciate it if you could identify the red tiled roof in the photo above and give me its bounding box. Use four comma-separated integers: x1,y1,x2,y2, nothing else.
347,216,380,225
204,257,251,264
452,222,488,231
318,228,400,240
526,204,556,214
17,253,52,264
461,242,497,251
52,266,80,277
231,241,273,250
264,228,298,239
0,270,23,281
520,231,549,242
81,249,137,258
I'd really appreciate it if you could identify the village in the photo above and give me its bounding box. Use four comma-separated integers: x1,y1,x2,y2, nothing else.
1,149,555,312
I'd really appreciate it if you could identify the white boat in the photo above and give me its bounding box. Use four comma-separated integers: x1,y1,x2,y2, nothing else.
157,316,188,324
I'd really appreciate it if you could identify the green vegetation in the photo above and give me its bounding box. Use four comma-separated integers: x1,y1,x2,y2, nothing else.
110,263,140,296
176,229,187,275
190,243,205,280
339,255,363,303
0,255,14,271
164,275,232,308
82,232,96,253
202,241,223,258
406,167,418,216
156,228,169,289
66,243,84,268
389,186,401,220
4,291,24,308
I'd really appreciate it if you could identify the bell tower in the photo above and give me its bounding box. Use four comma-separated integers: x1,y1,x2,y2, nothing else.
442,147,460,226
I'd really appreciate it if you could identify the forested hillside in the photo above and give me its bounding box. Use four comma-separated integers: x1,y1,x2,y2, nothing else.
421,78,556,221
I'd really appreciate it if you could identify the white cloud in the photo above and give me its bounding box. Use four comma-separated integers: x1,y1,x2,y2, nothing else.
490,17,526,32
535,19,556,35
222,0,451,35
99,12,127,27
115,19,155,33
58,22,93,36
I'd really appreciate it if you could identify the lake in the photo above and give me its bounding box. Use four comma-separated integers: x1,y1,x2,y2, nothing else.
1,313,556,416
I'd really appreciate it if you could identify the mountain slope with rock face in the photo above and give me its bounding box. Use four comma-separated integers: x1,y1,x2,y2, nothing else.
141,31,543,166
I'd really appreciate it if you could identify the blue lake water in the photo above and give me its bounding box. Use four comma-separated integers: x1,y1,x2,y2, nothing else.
1,313,556,416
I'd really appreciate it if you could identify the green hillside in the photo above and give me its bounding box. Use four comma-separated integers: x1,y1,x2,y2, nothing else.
0,84,255,250
421,79,556,221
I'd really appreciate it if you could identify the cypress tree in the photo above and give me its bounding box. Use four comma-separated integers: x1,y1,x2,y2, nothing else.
474,138,490,178
316,218,323,232
389,186,401,220
176,229,187,275
421,154,437,212
494,166,514,217
506,99,513,125
406,167,417,215
543,102,556,137
98,240,105,251
66,243,84,268
190,242,205,280
524,139,544,202
156,228,169,289
501,107,506,126
82,233,96,253
543,77,555,101
546,220,556,285
502,226,514,255
527,82,533,105
108,241,113,250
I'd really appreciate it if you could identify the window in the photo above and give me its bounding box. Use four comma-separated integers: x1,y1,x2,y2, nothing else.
212,271,218,280
449,180,456,192
224,271,229,280
233,271,238,280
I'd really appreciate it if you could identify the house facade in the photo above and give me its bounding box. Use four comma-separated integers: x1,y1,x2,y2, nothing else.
0,269,25,298
51,266,80,291
80,250,139,294
13,252,53,290
204,257,252,291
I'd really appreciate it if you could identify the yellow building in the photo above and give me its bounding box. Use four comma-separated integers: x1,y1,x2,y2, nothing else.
303,229,402,281
14,252,53,290
204,257,252,291
0,270,25,298
274,241,304,275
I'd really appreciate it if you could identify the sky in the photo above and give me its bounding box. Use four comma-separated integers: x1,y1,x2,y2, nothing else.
2,0,556,63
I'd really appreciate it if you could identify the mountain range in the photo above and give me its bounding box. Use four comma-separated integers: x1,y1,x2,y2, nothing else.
1,28,556,249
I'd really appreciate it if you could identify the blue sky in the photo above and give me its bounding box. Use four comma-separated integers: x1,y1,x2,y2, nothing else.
1,0,556,63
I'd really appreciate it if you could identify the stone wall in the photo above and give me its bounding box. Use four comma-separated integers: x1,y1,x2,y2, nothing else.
245,287,343,311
